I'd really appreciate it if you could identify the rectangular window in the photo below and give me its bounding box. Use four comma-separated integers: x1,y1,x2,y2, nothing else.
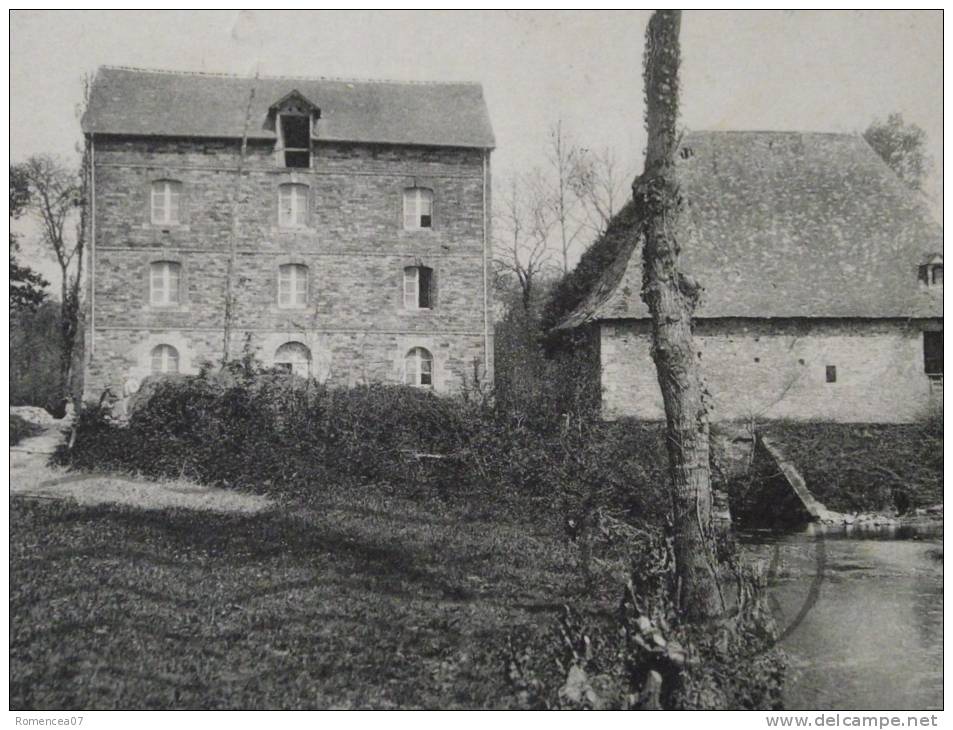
924,331,943,375
151,180,181,225
825,365,837,383
279,184,308,227
278,264,308,308
150,261,181,306
403,188,434,230
279,115,310,168
403,266,433,310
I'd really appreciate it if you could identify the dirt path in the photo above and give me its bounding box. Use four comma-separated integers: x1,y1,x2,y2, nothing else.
10,417,272,514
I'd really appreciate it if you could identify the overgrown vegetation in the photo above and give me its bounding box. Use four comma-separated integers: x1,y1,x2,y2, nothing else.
759,420,943,514
56,356,669,529
10,414,43,446
11,300,73,415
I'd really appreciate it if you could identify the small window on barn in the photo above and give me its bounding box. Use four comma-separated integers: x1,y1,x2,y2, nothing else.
149,261,181,306
150,344,179,374
274,341,312,377
278,183,309,228
924,331,943,376
404,347,433,387
279,114,311,168
151,180,181,225
403,188,434,230
825,365,837,383
932,265,943,286
403,266,433,310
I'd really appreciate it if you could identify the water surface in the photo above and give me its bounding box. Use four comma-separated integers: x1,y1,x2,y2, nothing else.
741,525,943,711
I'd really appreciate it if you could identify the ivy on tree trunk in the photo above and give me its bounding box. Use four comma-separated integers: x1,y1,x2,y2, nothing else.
635,9,724,622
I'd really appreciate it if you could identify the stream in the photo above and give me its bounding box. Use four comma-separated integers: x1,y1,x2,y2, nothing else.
741,524,943,711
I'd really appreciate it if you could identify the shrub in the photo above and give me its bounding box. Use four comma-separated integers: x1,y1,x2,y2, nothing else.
58,362,669,527
10,414,42,446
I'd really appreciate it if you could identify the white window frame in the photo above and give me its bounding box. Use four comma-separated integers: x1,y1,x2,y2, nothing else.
278,263,308,309
403,187,434,230
404,347,434,387
279,183,309,228
149,261,181,306
274,342,312,377
403,266,433,310
151,180,181,225
150,344,180,374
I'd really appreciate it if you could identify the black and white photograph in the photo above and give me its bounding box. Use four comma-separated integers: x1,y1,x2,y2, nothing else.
8,9,944,717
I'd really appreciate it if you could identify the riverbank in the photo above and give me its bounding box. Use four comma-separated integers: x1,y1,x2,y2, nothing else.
757,419,942,515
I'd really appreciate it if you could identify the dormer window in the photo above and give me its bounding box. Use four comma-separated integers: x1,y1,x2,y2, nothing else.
918,255,943,287
279,115,311,168
270,90,318,169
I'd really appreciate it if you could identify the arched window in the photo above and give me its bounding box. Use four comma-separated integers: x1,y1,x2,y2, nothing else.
278,183,309,227
274,341,312,377
404,347,433,387
151,180,182,225
150,261,181,306
403,187,433,230
403,265,433,310
278,264,308,308
150,344,180,374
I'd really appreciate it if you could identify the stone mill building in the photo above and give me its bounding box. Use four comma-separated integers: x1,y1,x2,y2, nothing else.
557,131,943,423
81,66,495,398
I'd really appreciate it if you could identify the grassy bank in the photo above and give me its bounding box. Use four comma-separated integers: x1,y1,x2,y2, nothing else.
10,491,594,709
758,419,943,514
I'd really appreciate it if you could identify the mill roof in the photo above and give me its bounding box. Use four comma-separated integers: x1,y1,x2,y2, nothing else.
81,66,495,149
557,131,942,328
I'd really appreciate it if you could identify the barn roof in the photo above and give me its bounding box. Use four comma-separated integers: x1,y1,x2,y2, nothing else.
81,66,495,149
557,131,942,328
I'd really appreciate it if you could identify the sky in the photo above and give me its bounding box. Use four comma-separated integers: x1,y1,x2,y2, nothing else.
10,10,943,281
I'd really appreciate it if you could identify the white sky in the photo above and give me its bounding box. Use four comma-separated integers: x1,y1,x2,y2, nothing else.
10,9,943,281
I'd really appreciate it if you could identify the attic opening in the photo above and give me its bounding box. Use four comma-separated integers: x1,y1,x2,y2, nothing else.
279,115,311,168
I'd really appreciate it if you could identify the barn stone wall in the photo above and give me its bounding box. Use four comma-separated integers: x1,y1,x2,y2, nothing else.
86,136,492,397
600,318,942,423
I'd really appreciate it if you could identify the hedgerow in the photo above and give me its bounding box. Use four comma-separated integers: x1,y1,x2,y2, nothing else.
56,358,669,525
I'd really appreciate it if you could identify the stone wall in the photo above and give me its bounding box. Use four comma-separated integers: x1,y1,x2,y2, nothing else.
86,136,492,397
600,318,942,423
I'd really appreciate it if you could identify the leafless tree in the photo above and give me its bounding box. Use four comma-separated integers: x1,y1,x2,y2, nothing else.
570,145,630,238
636,9,724,621
493,173,557,311
20,151,89,408
545,121,589,275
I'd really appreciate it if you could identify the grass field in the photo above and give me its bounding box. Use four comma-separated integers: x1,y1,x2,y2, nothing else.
10,489,593,709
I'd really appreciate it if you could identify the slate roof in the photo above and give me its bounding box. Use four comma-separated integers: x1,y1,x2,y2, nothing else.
558,131,942,327
81,66,495,149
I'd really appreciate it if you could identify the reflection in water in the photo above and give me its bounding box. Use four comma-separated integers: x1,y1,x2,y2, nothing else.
741,526,943,711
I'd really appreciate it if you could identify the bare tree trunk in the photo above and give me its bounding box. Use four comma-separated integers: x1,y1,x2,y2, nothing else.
636,10,724,621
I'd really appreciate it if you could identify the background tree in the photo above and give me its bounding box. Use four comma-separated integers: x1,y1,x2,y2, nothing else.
493,173,556,311
570,145,629,239
636,9,723,621
864,113,931,191
545,121,588,275
20,153,88,407
10,165,49,312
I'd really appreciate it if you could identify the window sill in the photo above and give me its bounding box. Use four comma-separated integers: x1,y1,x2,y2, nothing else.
149,304,191,313
272,226,316,234
144,223,190,232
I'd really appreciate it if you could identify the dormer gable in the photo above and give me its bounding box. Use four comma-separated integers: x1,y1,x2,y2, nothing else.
268,89,320,118
268,90,319,169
